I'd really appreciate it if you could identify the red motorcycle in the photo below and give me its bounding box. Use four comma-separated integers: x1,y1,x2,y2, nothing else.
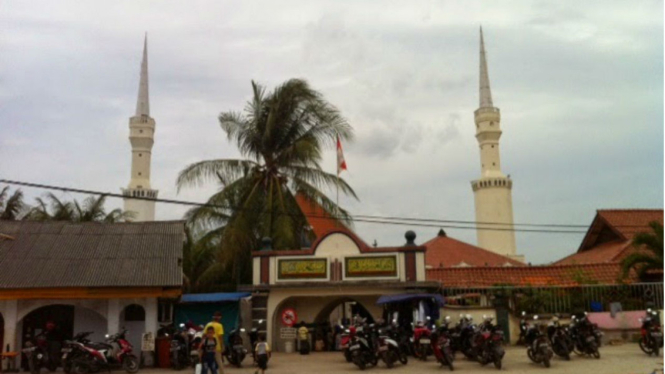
413,322,433,361
71,329,139,373
340,326,356,362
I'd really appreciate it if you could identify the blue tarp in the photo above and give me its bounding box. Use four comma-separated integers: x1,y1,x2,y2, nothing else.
180,292,251,303
376,293,445,307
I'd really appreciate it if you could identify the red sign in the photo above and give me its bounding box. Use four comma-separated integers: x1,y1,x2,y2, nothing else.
281,308,298,327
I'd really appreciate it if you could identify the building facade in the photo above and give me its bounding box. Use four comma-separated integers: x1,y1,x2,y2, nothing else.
122,35,158,222
471,28,523,262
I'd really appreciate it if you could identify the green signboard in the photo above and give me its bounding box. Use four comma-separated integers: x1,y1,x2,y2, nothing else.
278,259,327,280
345,256,397,278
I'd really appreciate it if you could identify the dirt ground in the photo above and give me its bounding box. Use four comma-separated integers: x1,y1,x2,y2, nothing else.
150,344,664,374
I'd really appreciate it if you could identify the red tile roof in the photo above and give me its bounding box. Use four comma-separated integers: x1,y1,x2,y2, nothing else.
426,263,634,288
556,209,662,265
295,193,368,247
597,209,663,241
423,231,525,268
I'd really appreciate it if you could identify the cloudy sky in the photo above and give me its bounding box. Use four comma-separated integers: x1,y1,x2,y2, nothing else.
1,0,663,264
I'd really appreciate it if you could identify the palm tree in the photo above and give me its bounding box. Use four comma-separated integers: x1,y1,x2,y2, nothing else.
0,186,28,220
621,221,663,282
25,193,134,222
177,79,357,283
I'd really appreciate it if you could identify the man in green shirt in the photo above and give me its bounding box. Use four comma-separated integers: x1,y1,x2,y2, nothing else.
204,311,225,373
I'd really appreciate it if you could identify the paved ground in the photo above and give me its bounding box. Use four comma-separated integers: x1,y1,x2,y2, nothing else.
154,344,663,374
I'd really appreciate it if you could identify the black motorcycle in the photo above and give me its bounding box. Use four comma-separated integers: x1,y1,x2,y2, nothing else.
523,314,553,368
170,324,195,370
224,328,247,367
570,314,600,359
639,309,663,356
431,318,454,371
547,316,573,360
349,325,378,371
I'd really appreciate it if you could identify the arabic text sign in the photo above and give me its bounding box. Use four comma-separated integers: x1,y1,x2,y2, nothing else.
345,256,397,278
278,259,327,279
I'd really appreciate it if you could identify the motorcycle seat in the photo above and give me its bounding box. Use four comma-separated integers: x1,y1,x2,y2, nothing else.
86,342,113,350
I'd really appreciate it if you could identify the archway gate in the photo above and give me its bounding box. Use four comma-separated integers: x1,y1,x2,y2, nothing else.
244,231,439,351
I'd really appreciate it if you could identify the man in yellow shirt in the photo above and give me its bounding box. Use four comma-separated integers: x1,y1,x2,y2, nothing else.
204,311,225,373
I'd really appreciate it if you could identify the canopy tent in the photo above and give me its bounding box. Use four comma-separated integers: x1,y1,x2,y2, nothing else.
175,293,251,345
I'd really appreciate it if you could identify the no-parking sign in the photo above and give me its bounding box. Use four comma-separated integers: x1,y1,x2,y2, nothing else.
281,307,298,327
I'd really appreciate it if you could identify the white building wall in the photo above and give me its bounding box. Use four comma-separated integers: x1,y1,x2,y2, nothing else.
73,306,107,343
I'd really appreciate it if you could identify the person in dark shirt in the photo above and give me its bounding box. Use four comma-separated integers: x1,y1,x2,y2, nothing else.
199,326,219,374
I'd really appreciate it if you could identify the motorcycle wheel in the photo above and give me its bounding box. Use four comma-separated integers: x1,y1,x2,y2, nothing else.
639,338,653,354
398,352,408,365
493,357,502,370
527,348,536,363
47,362,58,372
444,350,454,371
543,355,550,368
421,345,428,361
383,351,394,369
592,348,600,359
63,361,73,374
122,356,140,373
344,350,352,363
71,361,89,374
354,357,366,371
28,356,39,374
171,351,181,370
654,345,660,356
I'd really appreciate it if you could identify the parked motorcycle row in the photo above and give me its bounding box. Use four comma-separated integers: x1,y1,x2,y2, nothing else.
21,329,140,374
340,315,505,371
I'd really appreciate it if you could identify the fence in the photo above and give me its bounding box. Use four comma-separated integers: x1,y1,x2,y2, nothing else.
441,282,663,315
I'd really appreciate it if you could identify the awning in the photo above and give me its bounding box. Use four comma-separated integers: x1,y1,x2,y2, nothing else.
376,293,444,306
180,292,251,303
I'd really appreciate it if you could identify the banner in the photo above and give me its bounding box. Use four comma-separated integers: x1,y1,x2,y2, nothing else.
278,259,327,280
345,256,397,278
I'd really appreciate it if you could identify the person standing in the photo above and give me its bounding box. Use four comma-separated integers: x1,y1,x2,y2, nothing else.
253,335,270,374
204,311,225,373
297,322,310,355
199,327,218,374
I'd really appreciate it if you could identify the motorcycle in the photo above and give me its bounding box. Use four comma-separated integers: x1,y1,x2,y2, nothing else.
523,313,553,368
171,323,202,370
349,324,378,371
339,325,355,362
70,329,139,374
376,326,405,368
639,308,663,356
224,327,247,367
431,317,454,371
569,313,600,359
61,332,94,374
413,320,433,361
22,332,58,374
456,315,478,359
547,316,573,360
474,316,505,370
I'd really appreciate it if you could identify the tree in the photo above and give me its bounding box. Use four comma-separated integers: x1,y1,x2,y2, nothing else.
621,221,664,282
0,186,27,220
25,193,134,222
177,79,357,284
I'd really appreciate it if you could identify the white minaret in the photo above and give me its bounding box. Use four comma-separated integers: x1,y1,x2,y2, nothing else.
471,28,523,262
122,34,157,221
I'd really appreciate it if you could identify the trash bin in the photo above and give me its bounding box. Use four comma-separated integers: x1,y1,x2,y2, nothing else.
284,341,294,353
156,337,171,368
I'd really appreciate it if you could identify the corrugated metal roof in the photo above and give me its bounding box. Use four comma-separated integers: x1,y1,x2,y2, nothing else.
0,220,184,289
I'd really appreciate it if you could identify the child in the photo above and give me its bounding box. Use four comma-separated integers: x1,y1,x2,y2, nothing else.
254,334,270,374
199,326,219,374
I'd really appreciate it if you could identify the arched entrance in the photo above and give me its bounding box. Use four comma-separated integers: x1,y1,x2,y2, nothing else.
121,304,145,352
271,296,377,353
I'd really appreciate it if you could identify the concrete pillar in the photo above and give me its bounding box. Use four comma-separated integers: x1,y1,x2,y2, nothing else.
2,300,18,352
144,298,158,335
107,299,120,335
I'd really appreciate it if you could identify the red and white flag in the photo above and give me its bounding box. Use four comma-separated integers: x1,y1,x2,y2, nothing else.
336,135,347,175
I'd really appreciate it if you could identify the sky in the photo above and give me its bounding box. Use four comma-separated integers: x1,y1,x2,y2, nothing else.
1,0,663,264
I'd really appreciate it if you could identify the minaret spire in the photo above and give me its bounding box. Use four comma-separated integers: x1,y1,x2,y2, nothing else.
135,33,150,117
479,26,493,108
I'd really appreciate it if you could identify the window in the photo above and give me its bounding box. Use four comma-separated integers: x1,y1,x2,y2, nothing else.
123,304,145,321
158,302,174,323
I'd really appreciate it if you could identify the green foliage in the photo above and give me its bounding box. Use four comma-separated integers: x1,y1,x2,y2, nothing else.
0,186,27,220
621,221,664,282
177,79,357,289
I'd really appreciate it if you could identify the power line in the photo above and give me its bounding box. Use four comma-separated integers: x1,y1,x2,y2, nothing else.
0,179,611,234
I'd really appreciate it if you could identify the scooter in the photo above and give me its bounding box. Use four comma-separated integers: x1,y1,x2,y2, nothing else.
474,316,505,370
431,317,454,371
224,327,247,367
61,332,94,374
71,329,139,374
524,313,553,368
376,326,404,368
413,320,433,361
547,316,573,360
349,325,378,371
